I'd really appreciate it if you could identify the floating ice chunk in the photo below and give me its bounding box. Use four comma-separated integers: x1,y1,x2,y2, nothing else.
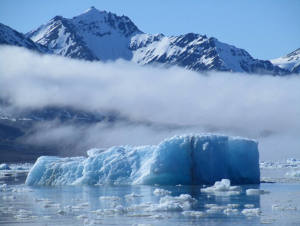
244,204,255,208
25,134,260,186
43,216,52,219
0,163,11,170
99,196,121,201
201,179,241,195
206,205,227,214
76,214,88,219
271,204,297,211
246,189,270,195
125,193,143,200
182,210,205,217
132,194,197,212
153,188,171,196
227,203,240,208
132,224,152,226
57,209,66,215
204,204,218,208
285,170,300,178
2,195,16,200
157,194,197,211
223,208,239,215
0,184,10,192
241,208,261,217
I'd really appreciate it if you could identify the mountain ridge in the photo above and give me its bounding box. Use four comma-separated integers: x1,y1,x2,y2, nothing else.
0,22,48,53
1,7,298,75
271,48,300,74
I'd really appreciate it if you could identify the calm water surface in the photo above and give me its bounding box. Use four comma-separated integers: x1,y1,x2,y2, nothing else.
0,168,299,225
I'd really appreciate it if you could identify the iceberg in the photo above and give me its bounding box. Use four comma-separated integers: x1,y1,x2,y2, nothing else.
25,134,260,186
0,163,11,170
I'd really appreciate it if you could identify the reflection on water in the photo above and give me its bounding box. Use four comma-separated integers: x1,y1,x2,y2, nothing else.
0,171,300,225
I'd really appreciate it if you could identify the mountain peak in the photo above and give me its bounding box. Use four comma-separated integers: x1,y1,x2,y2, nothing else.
81,6,106,16
73,7,107,21
18,8,292,75
71,7,141,37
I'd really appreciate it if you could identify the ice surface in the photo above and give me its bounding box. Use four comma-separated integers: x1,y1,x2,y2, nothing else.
200,179,241,195
0,163,11,170
25,134,260,186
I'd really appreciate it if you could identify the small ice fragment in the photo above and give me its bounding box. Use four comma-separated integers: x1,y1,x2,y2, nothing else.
227,204,239,208
76,214,88,219
57,209,66,215
241,208,261,217
223,208,239,215
204,204,217,208
206,205,227,214
271,204,281,211
125,193,143,200
99,196,121,201
246,189,270,195
153,188,171,196
0,163,11,170
285,170,300,178
182,210,205,217
201,179,241,195
244,204,255,208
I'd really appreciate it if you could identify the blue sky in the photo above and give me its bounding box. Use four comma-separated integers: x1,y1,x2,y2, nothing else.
0,0,299,60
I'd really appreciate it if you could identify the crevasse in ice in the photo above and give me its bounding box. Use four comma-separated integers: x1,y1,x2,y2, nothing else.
25,134,260,186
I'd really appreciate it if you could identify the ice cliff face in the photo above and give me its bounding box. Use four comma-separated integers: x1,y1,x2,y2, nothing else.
23,7,288,75
271,48,300,74
25,134,260,186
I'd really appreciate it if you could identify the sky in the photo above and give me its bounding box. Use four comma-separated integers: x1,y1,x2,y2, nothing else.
0,0,299,60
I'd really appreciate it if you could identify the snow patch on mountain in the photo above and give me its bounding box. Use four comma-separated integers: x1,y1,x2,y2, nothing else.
271,48,300,74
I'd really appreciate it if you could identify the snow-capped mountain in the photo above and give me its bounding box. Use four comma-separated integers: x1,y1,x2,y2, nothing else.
130,33,287,74
0,7,294,75
0,23,47,52
24,7,288,75
26,7,141,61
271,48,300,74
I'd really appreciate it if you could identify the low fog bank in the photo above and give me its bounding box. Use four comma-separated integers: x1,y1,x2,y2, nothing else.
0,46,299,160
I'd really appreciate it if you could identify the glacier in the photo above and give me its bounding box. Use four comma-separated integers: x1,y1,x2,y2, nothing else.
25,134,260,186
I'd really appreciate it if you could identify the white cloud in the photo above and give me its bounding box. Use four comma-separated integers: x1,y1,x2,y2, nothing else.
0,45,300,160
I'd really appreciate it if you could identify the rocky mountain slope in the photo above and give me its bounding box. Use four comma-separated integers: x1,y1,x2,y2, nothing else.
0,23,47,52
23,7,289,75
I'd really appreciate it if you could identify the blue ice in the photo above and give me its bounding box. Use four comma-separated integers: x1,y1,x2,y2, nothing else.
25,134,260,186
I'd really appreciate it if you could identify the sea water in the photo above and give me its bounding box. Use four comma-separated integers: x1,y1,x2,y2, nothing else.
0,165,300,226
